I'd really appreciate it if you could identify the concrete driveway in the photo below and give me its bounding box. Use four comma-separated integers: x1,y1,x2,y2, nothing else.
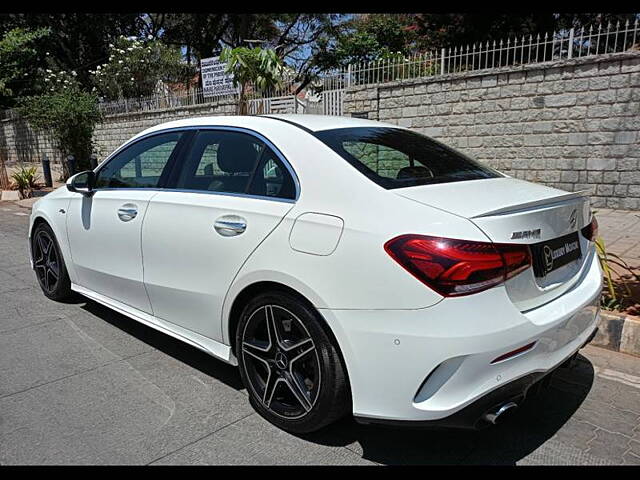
1,204,639,465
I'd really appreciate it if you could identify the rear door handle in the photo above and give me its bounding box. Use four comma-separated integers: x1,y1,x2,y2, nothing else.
117,204,138,222
214,215,247,236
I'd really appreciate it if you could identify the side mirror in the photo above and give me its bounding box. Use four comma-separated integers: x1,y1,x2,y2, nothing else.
66,170,96,197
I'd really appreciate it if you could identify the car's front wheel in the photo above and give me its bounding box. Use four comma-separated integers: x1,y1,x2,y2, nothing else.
31,221,72,301
236,290,350,433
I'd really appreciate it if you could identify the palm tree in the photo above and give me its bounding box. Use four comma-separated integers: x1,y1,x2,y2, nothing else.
220,47,285,114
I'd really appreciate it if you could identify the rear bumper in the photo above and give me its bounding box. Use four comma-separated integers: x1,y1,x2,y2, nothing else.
354,327,597,430
320,246,602,424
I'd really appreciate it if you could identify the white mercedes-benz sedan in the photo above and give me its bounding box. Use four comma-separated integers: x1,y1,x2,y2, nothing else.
29,114,601,433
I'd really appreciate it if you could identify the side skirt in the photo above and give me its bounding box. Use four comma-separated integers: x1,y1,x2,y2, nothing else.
71,283,238,366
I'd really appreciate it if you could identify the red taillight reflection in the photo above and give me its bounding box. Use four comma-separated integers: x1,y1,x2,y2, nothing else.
491,342,536,364
581,216,598,242
384,234,532,297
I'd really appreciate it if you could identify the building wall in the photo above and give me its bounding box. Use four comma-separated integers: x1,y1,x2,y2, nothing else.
343,52,640,210
91,99,236,158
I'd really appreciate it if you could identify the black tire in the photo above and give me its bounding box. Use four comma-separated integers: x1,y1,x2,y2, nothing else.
236,290,351,433
31,221,72,301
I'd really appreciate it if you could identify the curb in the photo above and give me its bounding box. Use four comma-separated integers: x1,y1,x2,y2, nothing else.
592,310,640,357
1,190,20,201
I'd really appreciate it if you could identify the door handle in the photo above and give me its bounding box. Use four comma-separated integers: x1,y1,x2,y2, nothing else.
117,204,138,222
214,215,247,237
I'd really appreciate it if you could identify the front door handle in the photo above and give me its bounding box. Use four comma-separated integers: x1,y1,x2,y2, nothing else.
214,215,247,237
117,204,138,222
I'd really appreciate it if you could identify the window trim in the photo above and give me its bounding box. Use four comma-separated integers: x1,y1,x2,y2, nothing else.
92,125,300,203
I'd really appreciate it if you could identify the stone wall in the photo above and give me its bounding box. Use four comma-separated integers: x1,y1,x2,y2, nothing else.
0,114,60,166
91,99,236,158
343,52,640,210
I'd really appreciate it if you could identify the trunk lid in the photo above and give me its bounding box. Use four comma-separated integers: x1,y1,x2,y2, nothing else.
395,178,593,311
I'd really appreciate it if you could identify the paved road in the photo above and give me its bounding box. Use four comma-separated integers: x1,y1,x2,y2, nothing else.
1,204,639,465
596,208,640,266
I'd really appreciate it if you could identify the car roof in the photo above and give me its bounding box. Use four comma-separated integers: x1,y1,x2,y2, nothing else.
261,114,397,132
131,114,400,142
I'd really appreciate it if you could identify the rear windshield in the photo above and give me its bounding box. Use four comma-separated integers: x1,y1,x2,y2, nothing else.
314,127,500,189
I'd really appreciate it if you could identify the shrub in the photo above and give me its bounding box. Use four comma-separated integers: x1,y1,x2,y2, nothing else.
10,166,39,199
596,237,640,316
18,85,103,175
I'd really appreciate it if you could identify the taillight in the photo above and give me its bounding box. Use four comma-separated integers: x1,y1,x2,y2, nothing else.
384,234,531,297
581,216,598,242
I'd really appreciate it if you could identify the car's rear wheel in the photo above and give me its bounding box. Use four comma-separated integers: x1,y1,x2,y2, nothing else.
31,222,72,301
236,290,350,433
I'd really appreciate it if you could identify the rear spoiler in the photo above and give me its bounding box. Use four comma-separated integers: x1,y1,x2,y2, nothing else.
471,190,591,219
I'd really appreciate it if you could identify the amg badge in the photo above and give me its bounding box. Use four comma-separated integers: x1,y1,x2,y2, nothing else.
510,229,541,240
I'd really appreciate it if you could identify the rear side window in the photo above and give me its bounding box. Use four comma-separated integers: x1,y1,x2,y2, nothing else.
175,130,296,200
176,130,265,194
314,127,500,189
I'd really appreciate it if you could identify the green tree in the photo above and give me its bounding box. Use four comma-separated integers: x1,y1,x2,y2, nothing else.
0,27,50,108
158,13,346,91
90,35,195,100
18,84,103,175
220,47,285,114
159,14,278,62
2,13,143,90
411,13,639,51
313,14,417,70
266,14,346,92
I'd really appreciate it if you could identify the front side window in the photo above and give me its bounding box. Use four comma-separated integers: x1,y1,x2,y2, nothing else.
95,132,183,189
315,127,500,189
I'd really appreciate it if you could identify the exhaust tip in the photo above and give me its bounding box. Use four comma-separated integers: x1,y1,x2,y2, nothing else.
483,401,518,425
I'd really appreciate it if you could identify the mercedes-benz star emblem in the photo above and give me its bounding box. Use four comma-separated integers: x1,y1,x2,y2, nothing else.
275,351,288,369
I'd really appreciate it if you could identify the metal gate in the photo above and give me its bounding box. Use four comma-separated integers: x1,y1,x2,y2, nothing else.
248,95,297,115
321,89,344,116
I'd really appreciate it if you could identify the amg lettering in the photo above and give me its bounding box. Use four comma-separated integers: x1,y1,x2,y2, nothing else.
510,229,541,240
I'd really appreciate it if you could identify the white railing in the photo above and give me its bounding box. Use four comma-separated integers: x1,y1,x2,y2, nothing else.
320,19,639,89
97,87,233,116
97,73,305,116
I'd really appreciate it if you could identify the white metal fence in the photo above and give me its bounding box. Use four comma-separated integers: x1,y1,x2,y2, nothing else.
321,19,639,90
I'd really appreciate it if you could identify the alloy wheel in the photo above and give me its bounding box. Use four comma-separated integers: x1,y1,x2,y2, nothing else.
33,230,60,294
241,304,321,419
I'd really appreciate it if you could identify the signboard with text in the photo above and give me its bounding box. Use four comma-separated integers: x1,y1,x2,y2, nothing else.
200,56,238,98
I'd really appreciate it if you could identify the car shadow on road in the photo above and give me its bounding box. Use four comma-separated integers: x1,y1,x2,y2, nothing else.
80,297,594,465
300,356,595,465
80,299,245,391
